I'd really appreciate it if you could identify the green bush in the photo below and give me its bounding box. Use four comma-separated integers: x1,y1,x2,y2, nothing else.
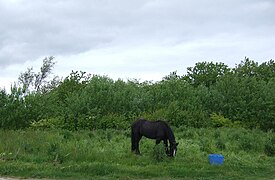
264,136,275,156
30,117,64,130
98,114,129,130
238,130,264,152
1,59,274,131
215,138,226,150
152,143,167,162
210,113,233,127
199,137,216,153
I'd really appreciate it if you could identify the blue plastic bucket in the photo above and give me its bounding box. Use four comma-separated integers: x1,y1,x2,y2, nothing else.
209,154,224,165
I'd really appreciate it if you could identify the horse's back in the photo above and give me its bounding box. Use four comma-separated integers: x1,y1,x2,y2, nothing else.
132,119,167,129
133,119,168,139
132,118,146,128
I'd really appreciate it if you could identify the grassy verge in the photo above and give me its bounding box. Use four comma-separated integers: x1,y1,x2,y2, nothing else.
0,128,274,179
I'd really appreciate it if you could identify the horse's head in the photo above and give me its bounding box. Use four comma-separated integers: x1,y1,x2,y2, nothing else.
169,142,179,157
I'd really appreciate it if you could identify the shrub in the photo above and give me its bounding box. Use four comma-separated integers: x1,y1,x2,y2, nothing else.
98,114,129,129
47,142,64,164
210,113,233,127
238,130,264,152
30,117,64,130
264,136,275,156
199,137,215,153
216,138,226,150
59,130,74,141
152,143,167,162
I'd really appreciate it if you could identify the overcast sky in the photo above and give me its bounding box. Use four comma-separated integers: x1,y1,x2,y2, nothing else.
1,0,275,90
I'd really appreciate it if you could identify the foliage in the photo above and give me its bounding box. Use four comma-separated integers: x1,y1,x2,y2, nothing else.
210,113,234,128
0,57,274,131
233,57,275,81
17,56,60,94
30,117,65,130
184,61,230,87
152,143,167,162
265,136,275,156
0,85,31,129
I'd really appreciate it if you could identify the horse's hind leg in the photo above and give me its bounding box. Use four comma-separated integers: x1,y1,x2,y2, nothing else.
131,130,142,154
131,143,135,152
131,131,136,152
135,135,142,155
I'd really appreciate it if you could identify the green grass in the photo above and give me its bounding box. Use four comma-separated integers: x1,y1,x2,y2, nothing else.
0,128,274,179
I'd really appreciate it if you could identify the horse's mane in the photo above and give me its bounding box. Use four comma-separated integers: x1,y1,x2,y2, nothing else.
138,119,172,130
155,120,169,127
142,119,170,128
155,120,176,143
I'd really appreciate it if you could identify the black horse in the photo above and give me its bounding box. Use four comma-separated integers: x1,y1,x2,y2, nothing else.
131,118,179,157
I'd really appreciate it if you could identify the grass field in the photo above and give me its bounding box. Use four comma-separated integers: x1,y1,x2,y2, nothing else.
0,127,274,179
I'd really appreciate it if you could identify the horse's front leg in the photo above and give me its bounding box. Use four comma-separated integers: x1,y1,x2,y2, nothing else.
164,139,169,155
131,136,136,152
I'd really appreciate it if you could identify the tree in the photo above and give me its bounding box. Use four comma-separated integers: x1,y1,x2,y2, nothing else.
163,71,180,81
258,59,275,81
233,58,275,82
18,56,60,94
184,61,230,87
0,84,31,129
0,88,8,108
233,57,258,77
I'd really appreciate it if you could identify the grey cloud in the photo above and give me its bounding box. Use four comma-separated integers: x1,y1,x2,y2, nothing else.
0,0,274,70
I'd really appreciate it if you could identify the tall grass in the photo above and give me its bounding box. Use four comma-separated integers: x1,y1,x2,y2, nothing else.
0,128,274,179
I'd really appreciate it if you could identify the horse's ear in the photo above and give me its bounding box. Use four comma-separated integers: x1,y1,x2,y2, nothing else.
176,143,179,146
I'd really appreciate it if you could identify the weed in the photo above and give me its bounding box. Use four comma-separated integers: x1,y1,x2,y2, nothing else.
152,143,167,162
264,136,275,156
199,137,216,153
60,130,74,140
47,142,64,163
0,128,274,179
216,138,226,150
